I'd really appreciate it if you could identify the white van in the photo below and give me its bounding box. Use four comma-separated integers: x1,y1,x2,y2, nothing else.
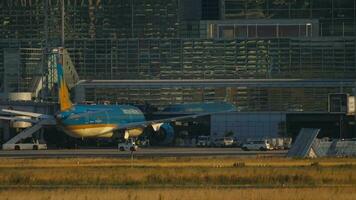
2,139,47,150
241,139,273,151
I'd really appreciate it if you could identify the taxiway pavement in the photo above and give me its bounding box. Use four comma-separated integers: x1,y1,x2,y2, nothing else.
0,147,287,158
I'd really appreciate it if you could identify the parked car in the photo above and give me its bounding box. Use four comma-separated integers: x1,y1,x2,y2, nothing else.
211,137,234,147
241,139,273,151
118,140,138,151
196,136,211,147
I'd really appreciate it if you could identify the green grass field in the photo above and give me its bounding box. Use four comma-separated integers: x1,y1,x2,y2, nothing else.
0,157,355,199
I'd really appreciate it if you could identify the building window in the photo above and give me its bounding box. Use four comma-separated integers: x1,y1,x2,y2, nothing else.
235,25,247,37
247,25,257,38
219,26,235,39
257,25,277,37
212,23,314,39
279,25,300,37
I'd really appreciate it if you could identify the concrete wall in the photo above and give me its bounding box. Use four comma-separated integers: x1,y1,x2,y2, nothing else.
210,112,286,140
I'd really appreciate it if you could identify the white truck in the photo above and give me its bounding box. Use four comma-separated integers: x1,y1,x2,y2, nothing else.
267,137,292,150
241,139,273,151
118,140,138,151
2,139,47,150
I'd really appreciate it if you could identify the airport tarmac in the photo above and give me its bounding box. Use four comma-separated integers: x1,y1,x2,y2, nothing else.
0,147,287,158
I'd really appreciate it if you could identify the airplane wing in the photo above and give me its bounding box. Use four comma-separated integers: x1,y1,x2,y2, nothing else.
0,116,16,121
115,110,232,131
1,109,52,119
0,116,38,123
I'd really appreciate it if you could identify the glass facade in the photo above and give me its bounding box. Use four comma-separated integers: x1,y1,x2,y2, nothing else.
0,0,355,112
224,0,356,37
209,21,315,39
61,38,355,80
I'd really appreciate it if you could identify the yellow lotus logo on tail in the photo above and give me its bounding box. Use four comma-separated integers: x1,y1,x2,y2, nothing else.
59,78,73,111
56,49,73,111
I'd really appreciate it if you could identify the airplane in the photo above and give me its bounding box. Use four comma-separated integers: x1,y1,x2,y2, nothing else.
0,48,236,144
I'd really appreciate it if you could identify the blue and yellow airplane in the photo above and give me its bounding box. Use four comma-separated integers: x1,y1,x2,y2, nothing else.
1,48,236,141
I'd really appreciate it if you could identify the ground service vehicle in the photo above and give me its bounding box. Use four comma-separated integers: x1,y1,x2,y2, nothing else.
241,139,273,151
136,136,150,147
118,140,138,151
232,137,242,147
196,136,211,147
211,137,234,147
2,139,47,150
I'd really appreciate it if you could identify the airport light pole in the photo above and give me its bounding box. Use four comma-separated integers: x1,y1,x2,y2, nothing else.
339,114,342,139
61,0,65,47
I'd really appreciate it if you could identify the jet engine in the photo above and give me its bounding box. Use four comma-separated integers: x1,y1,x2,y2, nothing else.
124,128,144,139
149,122,175,145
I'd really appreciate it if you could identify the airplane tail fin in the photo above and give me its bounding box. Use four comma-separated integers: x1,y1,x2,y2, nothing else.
55,48,73,111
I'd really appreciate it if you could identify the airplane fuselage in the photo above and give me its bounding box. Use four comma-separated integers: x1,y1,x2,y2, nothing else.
56,104,145,138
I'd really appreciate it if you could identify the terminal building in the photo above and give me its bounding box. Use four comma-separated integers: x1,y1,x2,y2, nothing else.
0,0,356,144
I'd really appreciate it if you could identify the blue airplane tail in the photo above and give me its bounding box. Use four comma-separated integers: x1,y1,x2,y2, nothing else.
55,48,73,111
